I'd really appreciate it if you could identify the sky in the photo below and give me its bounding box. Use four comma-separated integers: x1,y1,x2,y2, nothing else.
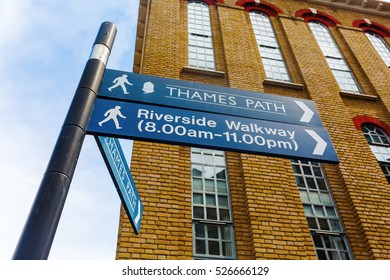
0,0,139,259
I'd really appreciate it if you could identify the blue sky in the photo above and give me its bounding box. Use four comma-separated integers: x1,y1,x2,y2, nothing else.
0,0,139,259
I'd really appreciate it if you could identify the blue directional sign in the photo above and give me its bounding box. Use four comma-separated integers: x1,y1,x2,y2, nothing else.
87,99,339,163
95,136,143,234
98,69,323,127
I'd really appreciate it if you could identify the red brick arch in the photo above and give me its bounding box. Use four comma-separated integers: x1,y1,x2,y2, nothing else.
352,19,390,38
236,0,284,16
352,115,390,135
295,9,341,27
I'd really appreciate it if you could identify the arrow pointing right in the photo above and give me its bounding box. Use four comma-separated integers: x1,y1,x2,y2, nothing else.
295,100,314,123
305,129,327,156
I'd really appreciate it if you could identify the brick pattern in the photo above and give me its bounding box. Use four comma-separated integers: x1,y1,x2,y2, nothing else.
116,143,193,260
117,0,390,259
239,154,317,259
218,4,265,92
225,152,254,259
279,15,390,259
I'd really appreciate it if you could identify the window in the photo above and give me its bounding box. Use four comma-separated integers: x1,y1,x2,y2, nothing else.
381,164,390,184
362,123,390,163
365,32,390,68
352,19,390,69
188,1,215,70
308,22,361,94
191,148,235,259
361,123,390,182
362,123,390,146
291,160,352,260
249,11,290,82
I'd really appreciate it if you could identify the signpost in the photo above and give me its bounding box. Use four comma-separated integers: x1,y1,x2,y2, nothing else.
87,99,339,163
13,22,340,259
98,69,323,127
13,22,117,260
95,136,142,234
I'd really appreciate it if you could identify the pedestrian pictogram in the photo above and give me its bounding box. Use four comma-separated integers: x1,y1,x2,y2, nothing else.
98,69,325,127
98,105,126,129
108,74,133,94
87,99,340,163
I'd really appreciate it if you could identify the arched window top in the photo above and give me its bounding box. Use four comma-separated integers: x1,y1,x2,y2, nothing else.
249,10,291,82
353,115,390,136
188,0,224,6
352,19,390,38
365,31,390,68
308,21,362,93
236,0,283,17
187,0,216,70
188,1,211,36
295,9,341,27
362,124,390,146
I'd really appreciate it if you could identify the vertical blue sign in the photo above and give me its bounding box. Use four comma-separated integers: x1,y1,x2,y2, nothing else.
95,136,143,234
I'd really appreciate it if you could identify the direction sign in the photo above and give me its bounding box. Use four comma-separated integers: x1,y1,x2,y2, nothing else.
95,136,143,234
98,69,323,127
87,99,339,163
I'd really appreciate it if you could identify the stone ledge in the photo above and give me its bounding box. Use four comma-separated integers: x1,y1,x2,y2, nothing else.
339,91,378,101
263,79,305,90
181,66,225,78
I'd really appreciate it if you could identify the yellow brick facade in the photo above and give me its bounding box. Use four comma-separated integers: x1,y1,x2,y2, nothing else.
116,0,390,259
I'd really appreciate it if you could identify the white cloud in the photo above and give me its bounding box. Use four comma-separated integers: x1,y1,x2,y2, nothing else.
0,0,33,46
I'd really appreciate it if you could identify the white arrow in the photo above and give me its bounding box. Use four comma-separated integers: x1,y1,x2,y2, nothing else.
295,100,314,123
134,200,142,225
305,129,327,156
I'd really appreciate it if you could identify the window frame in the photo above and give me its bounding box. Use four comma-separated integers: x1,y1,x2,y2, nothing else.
365,31,390,69
362,123,390,146
308,21,362,94
362,123,390,164
249,11,291,82
191,148,236,259
187,1,216,70
380,163,390,184
291,159,353,260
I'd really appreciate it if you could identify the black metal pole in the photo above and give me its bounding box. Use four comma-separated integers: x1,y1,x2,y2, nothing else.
12,22,117,260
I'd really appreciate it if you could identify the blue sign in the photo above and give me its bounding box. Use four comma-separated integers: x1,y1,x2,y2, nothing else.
88,99,339,163
98,69,322,127
95,136,143,234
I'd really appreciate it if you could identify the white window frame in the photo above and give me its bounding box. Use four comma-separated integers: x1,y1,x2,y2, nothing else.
188,1,216,70
249,11,291,82
361,123,390,183
362,123,390,164
291,160,353,260
191,148,236,259
366,32,390,68
309,21,362,94
380,163,390,184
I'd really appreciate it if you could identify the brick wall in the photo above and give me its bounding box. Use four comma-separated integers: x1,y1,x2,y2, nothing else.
117,0,390,259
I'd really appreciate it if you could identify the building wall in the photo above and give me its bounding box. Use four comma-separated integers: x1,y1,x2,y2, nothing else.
116,0,390,259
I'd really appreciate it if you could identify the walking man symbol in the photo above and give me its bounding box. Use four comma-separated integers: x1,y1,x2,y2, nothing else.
98,106,126,129
108,74,133,94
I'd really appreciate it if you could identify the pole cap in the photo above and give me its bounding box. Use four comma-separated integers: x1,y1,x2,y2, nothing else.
94,21,117,51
